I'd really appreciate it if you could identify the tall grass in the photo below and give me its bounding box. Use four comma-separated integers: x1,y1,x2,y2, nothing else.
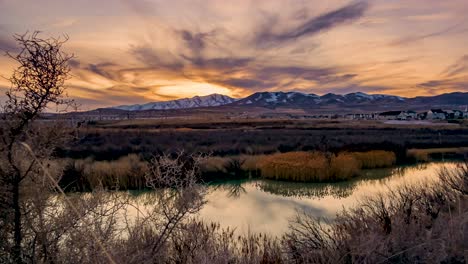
60,150,398,188
353,150,396,168
258,151,395,182
258,152,329,182
330,152,361,180
61,154,149,190
85,154,148,189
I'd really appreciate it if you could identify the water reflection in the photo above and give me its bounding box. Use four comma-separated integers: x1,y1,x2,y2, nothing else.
254,180,357,199
211,181,247,198
212,165,414,200
199,162,458,236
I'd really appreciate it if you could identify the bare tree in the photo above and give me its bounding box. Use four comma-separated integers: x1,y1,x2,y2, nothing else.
132,152,208,261
0,31,73,263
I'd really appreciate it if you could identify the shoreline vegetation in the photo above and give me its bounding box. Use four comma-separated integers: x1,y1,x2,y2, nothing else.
23,155,468,263
59,148,467,191
256,150,395,181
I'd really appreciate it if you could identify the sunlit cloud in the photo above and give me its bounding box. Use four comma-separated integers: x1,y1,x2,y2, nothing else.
0,0,467,108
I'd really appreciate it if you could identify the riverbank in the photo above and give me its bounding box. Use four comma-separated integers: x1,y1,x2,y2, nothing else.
59,150,395,190
58,147,468,191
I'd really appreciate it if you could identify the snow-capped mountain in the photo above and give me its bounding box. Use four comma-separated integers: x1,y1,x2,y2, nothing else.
106,91,468,111
232,91,407,108
231,92,320,108
112,94,237,111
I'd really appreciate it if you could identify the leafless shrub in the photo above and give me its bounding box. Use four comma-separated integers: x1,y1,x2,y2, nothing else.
0,31,76,263
282,164,468,264
439,160,468,196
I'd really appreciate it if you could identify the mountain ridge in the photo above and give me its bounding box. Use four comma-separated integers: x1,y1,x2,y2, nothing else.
112,93,237,111
107,91,468,111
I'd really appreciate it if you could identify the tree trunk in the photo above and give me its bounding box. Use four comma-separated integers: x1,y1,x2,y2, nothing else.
12,174,22,264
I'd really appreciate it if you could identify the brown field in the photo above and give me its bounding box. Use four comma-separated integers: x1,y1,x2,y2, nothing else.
84,117,467,130
61,118,468,162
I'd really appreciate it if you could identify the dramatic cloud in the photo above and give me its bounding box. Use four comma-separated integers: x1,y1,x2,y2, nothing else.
87,63,119,81
443,55,468,77
130,45,184,71
418,78,468,92
178,29,220,57
0,0,467,108
255,1,369,46
417,55,468,92
183,56,253,71
390,22,466,46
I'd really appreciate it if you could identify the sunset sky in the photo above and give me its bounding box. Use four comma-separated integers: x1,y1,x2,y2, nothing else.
1,0,467,109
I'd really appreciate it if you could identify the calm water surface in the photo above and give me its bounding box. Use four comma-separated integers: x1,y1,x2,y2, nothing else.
198,162,458,236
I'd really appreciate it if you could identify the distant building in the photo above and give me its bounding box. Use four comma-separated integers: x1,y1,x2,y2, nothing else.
453,110,463,119
404,111,417,119
417,112,427,120
379,111,403,120
445,110,455,119
427,109,446,120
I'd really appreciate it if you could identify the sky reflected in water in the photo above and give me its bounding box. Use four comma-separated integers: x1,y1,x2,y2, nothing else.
199,162,459,236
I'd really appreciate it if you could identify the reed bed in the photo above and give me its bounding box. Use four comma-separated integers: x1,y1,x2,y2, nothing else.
60,150,399,188
62,154,149,190
330,153,361,180
352,150,396,168
257,151,395,182
258,152,329,182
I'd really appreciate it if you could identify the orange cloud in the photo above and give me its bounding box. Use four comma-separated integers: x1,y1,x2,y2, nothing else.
0,0,467,108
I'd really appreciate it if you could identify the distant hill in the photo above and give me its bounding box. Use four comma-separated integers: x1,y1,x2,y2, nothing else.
231,91,406,108
112,94,237,111
103,91,468,112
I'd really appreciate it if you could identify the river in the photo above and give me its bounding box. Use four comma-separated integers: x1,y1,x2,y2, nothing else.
197,162,459,236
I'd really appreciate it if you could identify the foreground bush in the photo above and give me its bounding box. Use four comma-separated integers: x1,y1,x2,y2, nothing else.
282,161,468,263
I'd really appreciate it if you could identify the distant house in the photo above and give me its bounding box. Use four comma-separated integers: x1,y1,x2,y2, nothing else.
405,111,417,119
346,113,379,120
445,110,455,119
427,109,446,120
417,112,427,120
379,111,418,120
379,111,403,120
453,110,464,119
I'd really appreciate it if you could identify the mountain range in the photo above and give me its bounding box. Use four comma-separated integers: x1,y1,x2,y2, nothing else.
113,94,236,111
110,91,468,112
